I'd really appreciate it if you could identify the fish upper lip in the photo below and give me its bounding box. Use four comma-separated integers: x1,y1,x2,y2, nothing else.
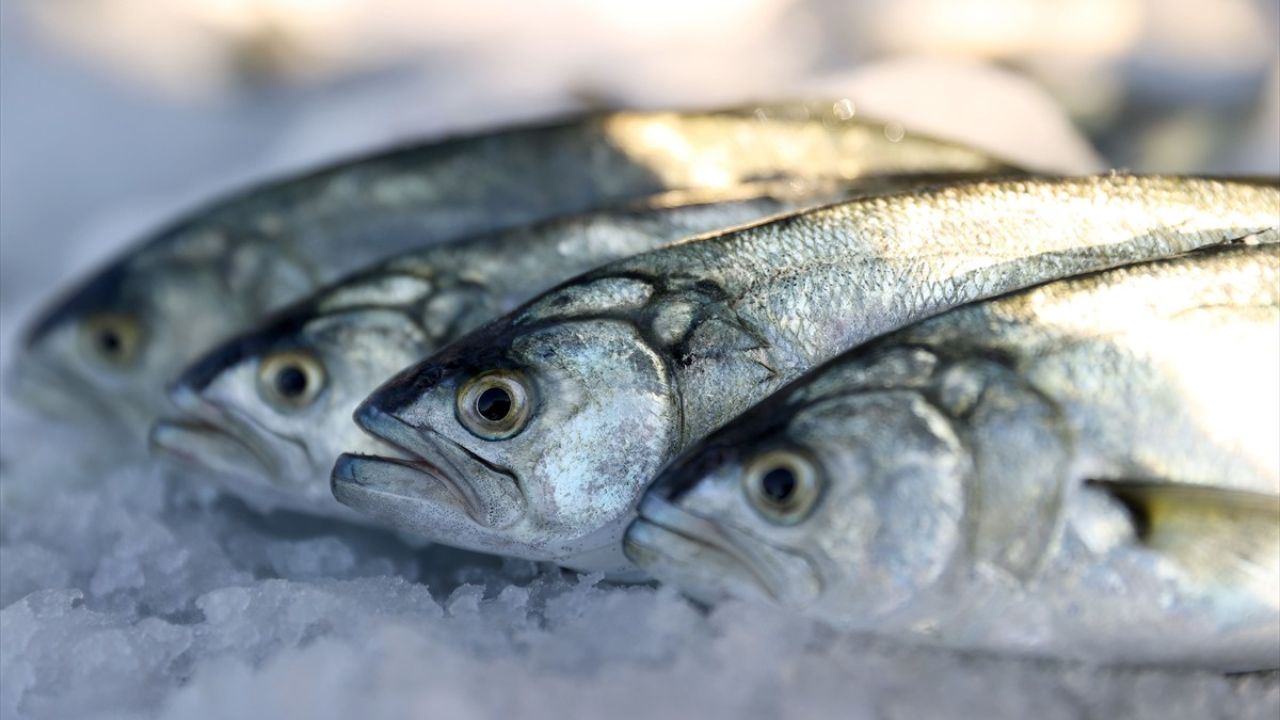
351,402,524,527
629,494,815,603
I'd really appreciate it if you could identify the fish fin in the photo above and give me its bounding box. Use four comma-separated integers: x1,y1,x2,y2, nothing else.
1091,480,1280,600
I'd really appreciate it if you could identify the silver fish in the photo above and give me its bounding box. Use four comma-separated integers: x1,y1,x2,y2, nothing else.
626,244,1280,670
334,175,1280,575
150,182,876,517
13,103,1011,446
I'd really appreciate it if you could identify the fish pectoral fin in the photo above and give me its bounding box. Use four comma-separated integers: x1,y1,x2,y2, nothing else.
1091,479,1280,598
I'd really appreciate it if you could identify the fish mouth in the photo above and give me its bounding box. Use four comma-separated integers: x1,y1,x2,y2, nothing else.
150,409,341,515
332,453,478,536
624,494,821,606
5,353,136,438
153,385,314,488
342,402,526,530
150,416,280,479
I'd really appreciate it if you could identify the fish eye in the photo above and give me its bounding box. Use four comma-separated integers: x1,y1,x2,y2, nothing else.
456,370,532,440
257,350,326,409
79,313,143,367
742,448,821,523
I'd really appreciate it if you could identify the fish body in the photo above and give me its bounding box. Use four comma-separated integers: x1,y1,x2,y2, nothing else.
151,183,875,517
625,244,1280,669
14,103,1009,445
335,175,1280,575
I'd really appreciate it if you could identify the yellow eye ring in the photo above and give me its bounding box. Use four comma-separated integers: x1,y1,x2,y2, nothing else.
456,370,532,440
79,313,143,367
257,350,326,410
742,448,821,524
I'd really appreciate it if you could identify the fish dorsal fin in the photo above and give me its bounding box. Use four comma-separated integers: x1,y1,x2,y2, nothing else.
1092,480,1280,603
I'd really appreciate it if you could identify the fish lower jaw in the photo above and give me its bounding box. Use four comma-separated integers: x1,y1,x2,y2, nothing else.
150,417,275,478
330,452,512,531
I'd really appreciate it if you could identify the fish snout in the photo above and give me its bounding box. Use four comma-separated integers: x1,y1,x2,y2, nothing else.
4,347,132,434
348,399,526,530
357,357,447,423
166,380,207,415
162,379,232,431
4,352,72,422
153,374,282,475
648,444,740,503
353,398,436,462
4,351,42,405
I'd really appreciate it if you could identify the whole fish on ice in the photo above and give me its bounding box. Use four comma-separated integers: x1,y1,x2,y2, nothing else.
626,244,1280,670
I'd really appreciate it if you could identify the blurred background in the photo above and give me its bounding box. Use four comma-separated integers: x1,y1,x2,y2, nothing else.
1,0,1278,308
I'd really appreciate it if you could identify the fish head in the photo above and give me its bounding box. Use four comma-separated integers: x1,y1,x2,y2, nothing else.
152,304,431,514
335,311,678,572
627,374,971,619
10,241,253,448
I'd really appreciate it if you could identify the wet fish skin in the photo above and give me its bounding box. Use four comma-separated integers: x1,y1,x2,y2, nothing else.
14,103,1012,446
335,175,1280,575
151,184,874,517
626,244,1280,670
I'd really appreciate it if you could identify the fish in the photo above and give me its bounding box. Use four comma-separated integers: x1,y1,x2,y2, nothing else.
333,175,1280,576
150,181,886,517
12,102,1013,446
624,244,1280,670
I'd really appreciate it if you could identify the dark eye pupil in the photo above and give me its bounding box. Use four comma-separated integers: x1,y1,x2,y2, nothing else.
761,467,797,503
275,365,309,398
475,387,512,422
97,329,122,355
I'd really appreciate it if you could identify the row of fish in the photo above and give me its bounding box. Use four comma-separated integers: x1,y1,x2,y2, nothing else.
15,102,1011,440
11,102,1280,670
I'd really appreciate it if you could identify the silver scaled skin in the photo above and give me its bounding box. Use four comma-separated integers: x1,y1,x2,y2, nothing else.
625,244,1280,670
13,103,1009,447
150,186,862,518
334,175,1280,575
